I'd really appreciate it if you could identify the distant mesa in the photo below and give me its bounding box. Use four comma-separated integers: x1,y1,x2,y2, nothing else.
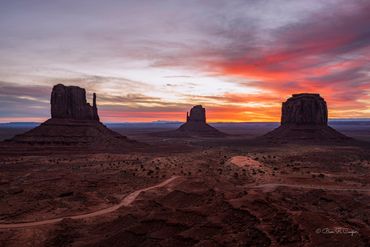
153,105,225,137
9,84,139,149
178,105,225,136
262,93,349,142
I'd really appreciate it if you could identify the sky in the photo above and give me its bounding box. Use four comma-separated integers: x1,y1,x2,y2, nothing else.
0,0,369,123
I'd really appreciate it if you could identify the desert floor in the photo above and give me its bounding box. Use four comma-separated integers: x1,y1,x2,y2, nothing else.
0,124,369,246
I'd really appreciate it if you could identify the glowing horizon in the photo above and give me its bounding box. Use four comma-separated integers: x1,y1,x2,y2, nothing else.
1,0,370,123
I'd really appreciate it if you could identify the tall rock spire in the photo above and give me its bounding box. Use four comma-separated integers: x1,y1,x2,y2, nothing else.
93,93,97,108
92,93,99,121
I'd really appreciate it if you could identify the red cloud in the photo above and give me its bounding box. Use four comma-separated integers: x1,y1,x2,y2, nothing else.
198,2,370,121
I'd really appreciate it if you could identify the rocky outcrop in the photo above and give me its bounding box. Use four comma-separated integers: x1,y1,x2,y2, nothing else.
51,84,99,121
9,84,139,149
262,93,348,142
177,105,225,137
151,105,225,137
186,105,206,123
281,94,327,126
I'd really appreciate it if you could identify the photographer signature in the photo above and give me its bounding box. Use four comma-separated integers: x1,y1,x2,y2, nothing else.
316,227,358,236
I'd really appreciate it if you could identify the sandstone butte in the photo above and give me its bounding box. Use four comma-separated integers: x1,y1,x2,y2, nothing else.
9,84,138,148
263,93,349,142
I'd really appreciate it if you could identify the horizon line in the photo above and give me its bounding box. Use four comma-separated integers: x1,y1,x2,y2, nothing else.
1,118,370,125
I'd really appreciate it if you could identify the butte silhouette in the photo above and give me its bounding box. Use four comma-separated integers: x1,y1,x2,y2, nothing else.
153,105,225,137
9,84,138,148
262,93,349,142
177,105,225,136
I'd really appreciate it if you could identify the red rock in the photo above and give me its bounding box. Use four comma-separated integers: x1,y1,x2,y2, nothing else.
151,105,225,138
51,84,99,121
177,105,225,137
281,94,327,126
9,84,139,149
263,93,349,142
186,105,206,123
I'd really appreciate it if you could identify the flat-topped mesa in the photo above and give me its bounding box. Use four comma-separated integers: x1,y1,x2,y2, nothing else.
51,84,99,121
186,105,206,123
262,93,349,142
281,93,327,126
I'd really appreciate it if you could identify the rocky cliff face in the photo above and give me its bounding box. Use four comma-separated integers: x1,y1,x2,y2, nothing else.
186,105,206,123
51,84,99,121
9,84,141,149
262,93,348,142
281,94,327,126
177,105,225,137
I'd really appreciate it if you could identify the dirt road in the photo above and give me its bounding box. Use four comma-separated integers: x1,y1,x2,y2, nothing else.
249,183,370,193
0,176,180,229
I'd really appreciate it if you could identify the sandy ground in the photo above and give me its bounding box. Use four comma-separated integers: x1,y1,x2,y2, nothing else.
0,176,181,229
0,130,370,246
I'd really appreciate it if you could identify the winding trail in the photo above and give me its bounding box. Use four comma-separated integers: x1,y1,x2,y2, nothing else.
0,176,180,229
2,177,368,230
248,183,370,193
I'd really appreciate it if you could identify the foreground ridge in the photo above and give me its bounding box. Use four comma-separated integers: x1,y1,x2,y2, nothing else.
0,176,180,229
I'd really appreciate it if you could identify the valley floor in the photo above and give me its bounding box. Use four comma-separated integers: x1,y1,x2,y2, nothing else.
0,133,369,246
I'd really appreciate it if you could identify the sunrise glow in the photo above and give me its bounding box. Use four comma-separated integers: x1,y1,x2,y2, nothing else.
0,0,369,122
